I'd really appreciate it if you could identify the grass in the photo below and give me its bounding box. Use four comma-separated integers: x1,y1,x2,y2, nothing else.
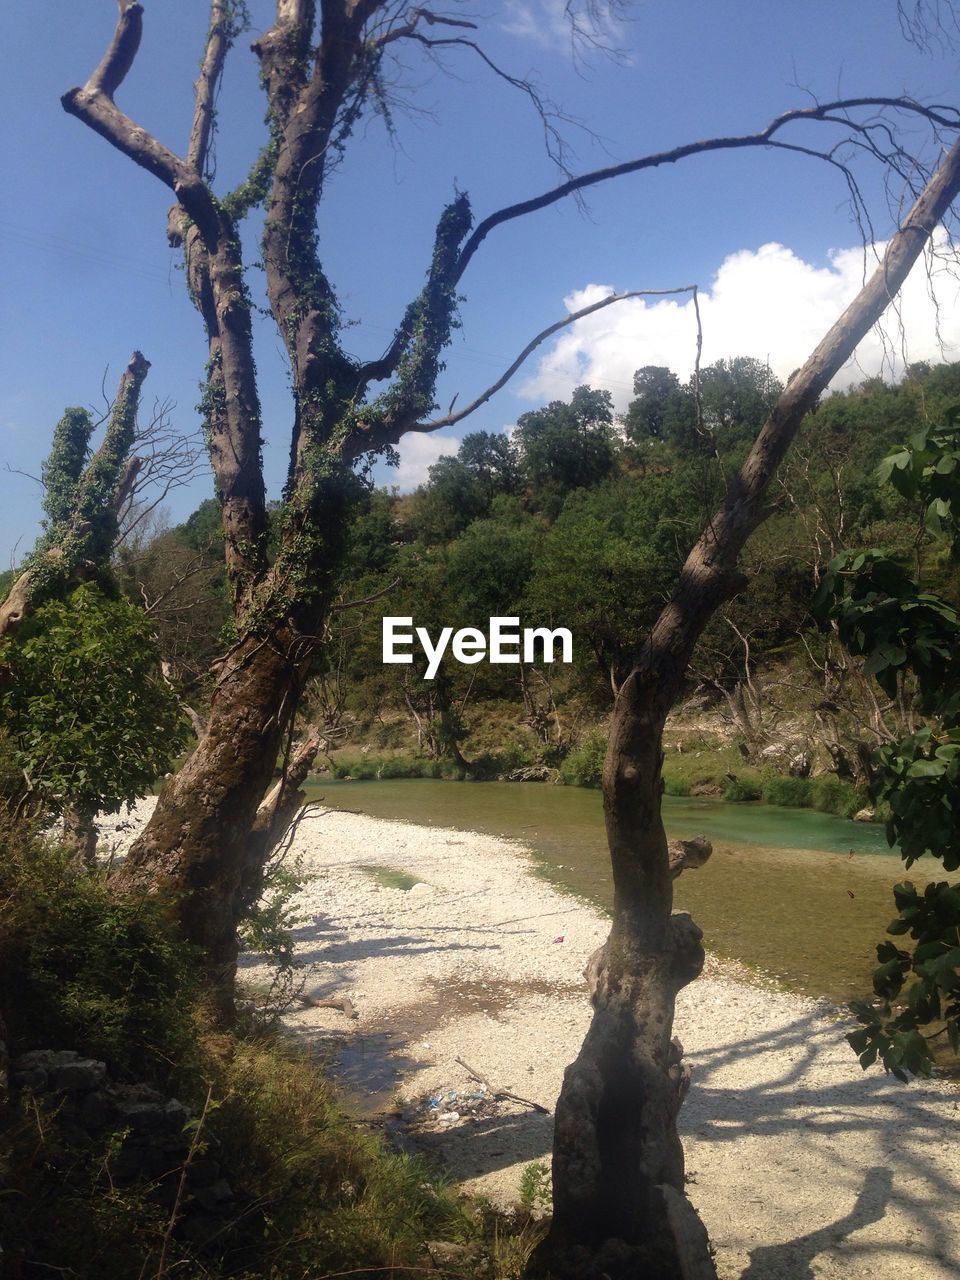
362,864,422,891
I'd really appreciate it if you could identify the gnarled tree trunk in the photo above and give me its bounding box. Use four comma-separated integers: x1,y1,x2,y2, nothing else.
116,626,305,997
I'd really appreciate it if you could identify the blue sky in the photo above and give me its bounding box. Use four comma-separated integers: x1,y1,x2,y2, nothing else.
2,1,959,565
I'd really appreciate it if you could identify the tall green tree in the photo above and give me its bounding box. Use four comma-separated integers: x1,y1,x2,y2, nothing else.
515,385,619,513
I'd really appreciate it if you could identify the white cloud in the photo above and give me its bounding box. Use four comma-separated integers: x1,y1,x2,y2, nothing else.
521,233,960,410
500,0,624,53
391,432,461,490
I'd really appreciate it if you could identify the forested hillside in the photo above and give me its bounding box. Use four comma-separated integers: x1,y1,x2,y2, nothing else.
115,358,959,807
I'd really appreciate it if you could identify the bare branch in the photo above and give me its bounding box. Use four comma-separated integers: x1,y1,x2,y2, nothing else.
61,13,219,245
64,2,269,605
187,1,234,178
453,97,960,284
91,0,144,99
330,576,400,612
418,287,699,435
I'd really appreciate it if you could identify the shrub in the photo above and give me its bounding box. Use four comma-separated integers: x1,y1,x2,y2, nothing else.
1,583,188,818
810,775,866,818
0,808,477,1279
559,730,608,788
663,776,692,796
723,776,762,802
761,776,813,808
0,812,202,1085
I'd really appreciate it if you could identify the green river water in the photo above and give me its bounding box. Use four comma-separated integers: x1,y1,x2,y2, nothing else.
304,777,905,1004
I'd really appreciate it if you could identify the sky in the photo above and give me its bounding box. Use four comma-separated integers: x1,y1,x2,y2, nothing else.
2,1,960,565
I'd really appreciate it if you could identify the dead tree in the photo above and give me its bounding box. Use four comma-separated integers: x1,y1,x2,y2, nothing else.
539,136,960,1280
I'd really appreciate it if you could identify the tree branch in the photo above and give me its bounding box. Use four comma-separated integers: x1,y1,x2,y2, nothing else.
61,12,219,246
187,0,233,177
0,352,151,639
630,131,960,723
417,287,699,436
453,98,960,285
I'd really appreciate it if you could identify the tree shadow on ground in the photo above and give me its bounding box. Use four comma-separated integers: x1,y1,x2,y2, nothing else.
415,1108,553,1183
680,1004,960,1276
740,1166,891,1279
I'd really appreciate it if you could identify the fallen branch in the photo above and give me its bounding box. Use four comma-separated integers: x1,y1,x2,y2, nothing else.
455,1054,549,1114
298,993,359,1019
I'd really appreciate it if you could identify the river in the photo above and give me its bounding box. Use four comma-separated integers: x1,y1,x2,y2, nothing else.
303,777,904,1004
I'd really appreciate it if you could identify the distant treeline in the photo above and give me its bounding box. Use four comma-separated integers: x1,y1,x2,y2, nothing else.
112,357,960,779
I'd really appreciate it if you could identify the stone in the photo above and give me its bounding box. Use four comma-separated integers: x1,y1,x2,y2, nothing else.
185,1155,222,1188
54,1057,107,1092
79,1090,114,1132
192,1178,235,1213
689,782,723,797
789,751,812,778
425,1240,484,1270
853,807,876,822
659,1183,719,1280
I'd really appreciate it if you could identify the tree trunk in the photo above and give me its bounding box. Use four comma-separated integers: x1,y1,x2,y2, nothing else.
543,689,714,1279
115,629,301,1007
63,803,98,867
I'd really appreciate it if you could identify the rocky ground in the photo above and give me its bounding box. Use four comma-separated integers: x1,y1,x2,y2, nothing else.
98,799,960,1280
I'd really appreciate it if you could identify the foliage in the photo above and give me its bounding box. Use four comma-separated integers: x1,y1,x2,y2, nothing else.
559,729,607,788
238,854,307,970
815,410,960,1077
0,811,202,1084
514,385,618,516
0,809,488,1280
761,775,813,807
1,583,188,816
722,776,763,802
518,1159,552,1214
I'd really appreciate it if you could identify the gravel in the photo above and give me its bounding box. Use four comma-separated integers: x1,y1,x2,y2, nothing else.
97,797,960,1280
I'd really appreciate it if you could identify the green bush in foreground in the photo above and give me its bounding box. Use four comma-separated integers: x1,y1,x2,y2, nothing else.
0,813,202,1085
1,582,189,820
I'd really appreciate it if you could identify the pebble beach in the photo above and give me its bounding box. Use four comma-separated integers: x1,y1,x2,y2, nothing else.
98,797,960,1280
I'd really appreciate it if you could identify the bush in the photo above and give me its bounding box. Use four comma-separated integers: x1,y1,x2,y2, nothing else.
761,776,812,808
0,809,479,1279
0,812,202,1085
1,583,188,818
663,776,692,796
810,775,866,818
559,729,608,788
723,776,762,802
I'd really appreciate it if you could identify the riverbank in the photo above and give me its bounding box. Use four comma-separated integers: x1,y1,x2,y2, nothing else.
98,800,959,1280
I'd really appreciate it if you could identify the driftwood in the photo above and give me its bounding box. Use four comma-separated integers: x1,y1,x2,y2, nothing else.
667,836,713,880
298,992,359,1020
455,1054,550,1114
